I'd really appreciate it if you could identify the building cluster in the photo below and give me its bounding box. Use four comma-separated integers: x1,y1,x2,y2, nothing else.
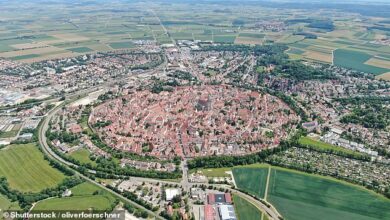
118,179,163,208
120,159,176,172
90,85,298,159
204,193,236,220
0,49,163,105
267,147,390,192
0,105,46,145
254,21,286,32
266,64,390,157
321,128,378,157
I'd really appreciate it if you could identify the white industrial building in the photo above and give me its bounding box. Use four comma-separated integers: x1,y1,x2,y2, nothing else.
218,205,237,220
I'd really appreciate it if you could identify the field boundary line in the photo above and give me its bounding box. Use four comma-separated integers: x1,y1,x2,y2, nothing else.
264,165,271,201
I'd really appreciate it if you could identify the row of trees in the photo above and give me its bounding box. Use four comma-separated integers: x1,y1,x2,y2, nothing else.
187,140,294,169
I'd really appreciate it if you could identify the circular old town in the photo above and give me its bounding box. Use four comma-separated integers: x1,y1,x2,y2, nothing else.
90,85,299,159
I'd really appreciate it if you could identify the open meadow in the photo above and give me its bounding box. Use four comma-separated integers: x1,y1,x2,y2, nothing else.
68,148,97,166
0,144,65,192
33,182,116,211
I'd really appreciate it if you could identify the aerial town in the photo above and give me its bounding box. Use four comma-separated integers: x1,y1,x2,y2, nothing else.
0,0,390,219
0,38,389,220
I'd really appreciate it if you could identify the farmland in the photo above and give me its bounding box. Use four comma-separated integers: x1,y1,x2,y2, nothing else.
333,49,389,75
232,166,269,199
33,182,116,211
0,144,65,192
233,194,265,220
0,0,388,74
232,166,390,220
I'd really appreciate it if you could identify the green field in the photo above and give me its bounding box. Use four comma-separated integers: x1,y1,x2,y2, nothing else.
333,49,389,75
233,194,264,220
233,166,390,220
33,182,116,211
191,167,231,177
232,167,268,199
239,33,265,38
69,148,96,166
10,54,40,60
0,130,18,138
214,35,236,43
287,48,305,55
0,144,65,192
109,41,135,49
0,194,20,212
298,136,365,157
67,47,94,53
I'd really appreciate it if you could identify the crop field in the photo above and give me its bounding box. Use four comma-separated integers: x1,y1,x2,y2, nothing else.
67,47,94,53
109,41,135,49
33,182,116,211
0,144,65,192
365,57,390,69
233,194,265,220
333,49,389,75
0,0,388,72
214,35,236,44
287,48,305,55
232,166,390,220
376,72,390,80
232,166,268,199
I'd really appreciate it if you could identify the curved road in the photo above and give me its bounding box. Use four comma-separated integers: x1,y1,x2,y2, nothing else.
38,92,166,220
38,88,282,220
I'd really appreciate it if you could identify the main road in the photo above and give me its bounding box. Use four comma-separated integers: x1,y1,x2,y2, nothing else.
37,66,282,220
38,88,167,220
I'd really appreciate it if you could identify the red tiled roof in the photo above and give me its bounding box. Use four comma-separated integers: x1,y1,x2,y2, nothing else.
208,193,215,205
225,193,232,204
204,205,214,220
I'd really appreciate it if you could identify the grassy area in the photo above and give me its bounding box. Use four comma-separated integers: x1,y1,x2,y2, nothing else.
233,194,263,220
33,182,116,211
239,33,265,38
0,194,20,212
0,130,18,138
69,148,96,166
214,35,236,43
0,144,65,192
268,168,390,220
10,54,40,60
333,49,389,75
287,48,305,55
0,123,21,138
109,41,135,49
191,167,232,177
232,167,268,199
67,47,94,53
298,136,364,157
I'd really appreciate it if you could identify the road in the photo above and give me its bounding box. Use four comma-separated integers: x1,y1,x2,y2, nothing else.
38,90,166,220
36,64,283,220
